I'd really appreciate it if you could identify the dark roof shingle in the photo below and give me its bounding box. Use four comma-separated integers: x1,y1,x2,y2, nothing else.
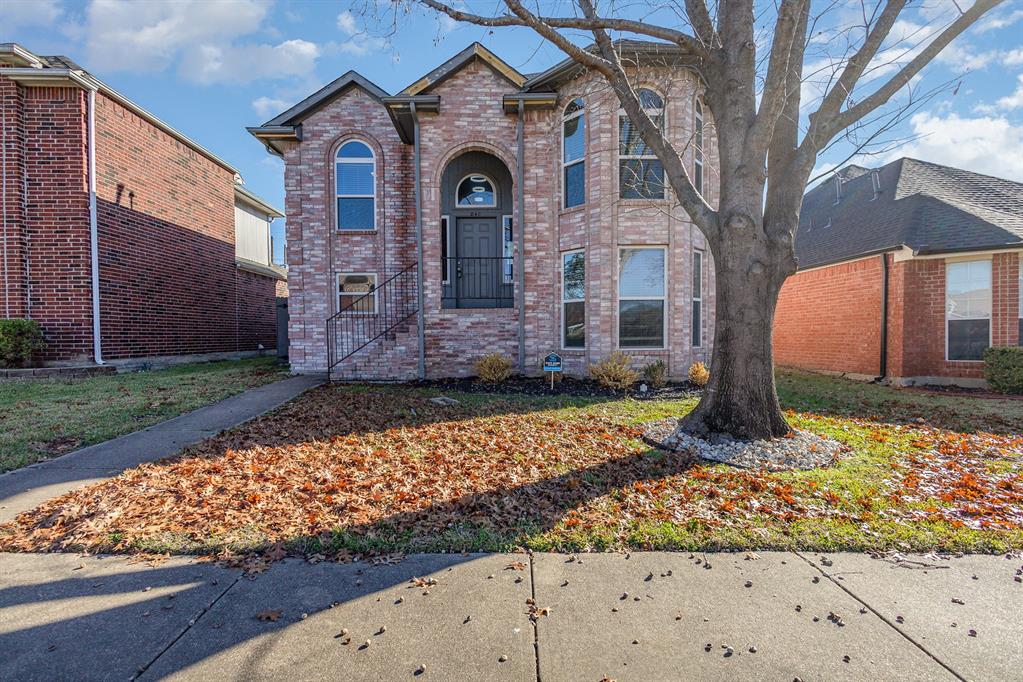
795,158,1023,269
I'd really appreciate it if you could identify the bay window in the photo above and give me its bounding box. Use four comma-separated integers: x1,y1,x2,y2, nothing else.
563,99,585,209
619,89,665,199
946,260,991,361
619,247,666,348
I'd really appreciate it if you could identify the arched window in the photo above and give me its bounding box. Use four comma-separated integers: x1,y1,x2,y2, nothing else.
694,98,704,195
336,140,376,230
562,98,585,208
456,174,496,207
619,88,665,199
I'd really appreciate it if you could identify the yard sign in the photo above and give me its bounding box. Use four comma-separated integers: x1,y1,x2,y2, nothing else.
544,353,562,390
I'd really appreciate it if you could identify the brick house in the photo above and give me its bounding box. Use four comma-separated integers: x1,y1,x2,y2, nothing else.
774,158,1022,387
248,41,717,379
0,44,286,367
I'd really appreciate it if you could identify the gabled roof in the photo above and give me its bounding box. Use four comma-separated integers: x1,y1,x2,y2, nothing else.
261,70,390,127
0,43,240,176
401,42,526,95
796,158,1023,269
523,39,696,91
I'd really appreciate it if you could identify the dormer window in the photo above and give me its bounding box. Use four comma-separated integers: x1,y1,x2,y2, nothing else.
456,174,496,207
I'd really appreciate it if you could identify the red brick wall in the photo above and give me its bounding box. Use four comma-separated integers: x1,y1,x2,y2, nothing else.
236,268,285,351
93,92,245,358
0,76,29,320
775,252,1022,384
774,256,884,376
1,76,280,362
22,86,93,362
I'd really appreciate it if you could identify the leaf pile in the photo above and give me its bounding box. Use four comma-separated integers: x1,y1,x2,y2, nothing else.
0,383,1020,557
886,426,1023,530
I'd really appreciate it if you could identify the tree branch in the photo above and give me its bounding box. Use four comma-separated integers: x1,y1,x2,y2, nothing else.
685,0,719,47
415,0,714,62
748,0,810,164
575,0,719,237
818,0,1003,139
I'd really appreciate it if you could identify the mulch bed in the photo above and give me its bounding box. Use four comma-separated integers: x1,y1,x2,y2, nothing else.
411,375,701,400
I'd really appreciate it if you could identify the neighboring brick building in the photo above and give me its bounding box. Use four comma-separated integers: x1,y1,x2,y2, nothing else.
775,158,1023,387
249,41,717,379
0,44,286,366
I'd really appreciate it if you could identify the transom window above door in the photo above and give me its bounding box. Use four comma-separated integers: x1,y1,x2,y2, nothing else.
456,174,497,207
336,140,376,231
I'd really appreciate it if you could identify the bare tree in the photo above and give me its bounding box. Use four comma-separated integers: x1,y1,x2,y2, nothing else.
406,0,1003,439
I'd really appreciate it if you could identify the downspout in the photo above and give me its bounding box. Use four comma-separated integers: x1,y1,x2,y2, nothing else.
516,99,526,373
2,101,8,318
879,253,889,380
411,103,426,380
87,87,104,364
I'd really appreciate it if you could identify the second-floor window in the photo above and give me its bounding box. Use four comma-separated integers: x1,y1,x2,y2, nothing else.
694,99,704,195
619,88,665,200
336,140,376,230
563,98,585,208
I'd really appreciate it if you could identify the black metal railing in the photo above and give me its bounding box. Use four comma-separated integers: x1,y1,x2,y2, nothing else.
327,263,418,380
441,257,514,309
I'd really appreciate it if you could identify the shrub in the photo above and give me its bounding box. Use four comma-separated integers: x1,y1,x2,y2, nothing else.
0,319,46,369
688,361,710,387
643,360,669,389
475,352,513,383
589,351,638,390
983,347,1023,394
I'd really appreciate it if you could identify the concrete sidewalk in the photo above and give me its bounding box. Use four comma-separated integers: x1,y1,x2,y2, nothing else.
0,374,323,523
1,551,1019,681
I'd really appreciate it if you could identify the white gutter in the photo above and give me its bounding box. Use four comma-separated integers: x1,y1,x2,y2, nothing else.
86,87,104,364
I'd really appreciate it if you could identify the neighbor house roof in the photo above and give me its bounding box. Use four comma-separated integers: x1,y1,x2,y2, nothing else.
795,158,1023,269
234,186,284,218
0,43,240,176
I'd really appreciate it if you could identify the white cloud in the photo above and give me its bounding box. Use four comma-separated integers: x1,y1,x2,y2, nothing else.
337,10,358,36
881,111,1023,181
252,96,293,120
180,39,319,85
79,0,321,84
995,74,1023,110
1003,49,1023,67
332,10,387,58
7,0,61,29
976,8,1023,33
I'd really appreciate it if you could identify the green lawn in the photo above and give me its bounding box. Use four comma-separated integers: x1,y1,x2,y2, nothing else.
1,369,1020,557
0,358,287,473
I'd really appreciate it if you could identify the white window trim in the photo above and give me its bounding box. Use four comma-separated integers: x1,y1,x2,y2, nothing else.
617,245,668,350
336,140,377,231
337,272,378,315
944,258,992,362
618,89,666,200
455,173,497,208
562,99,585,209
692,250,703,348
561,249,585,350
694,98,704,196
441,215,451,285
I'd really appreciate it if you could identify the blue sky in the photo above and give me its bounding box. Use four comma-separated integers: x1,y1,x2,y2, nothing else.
5,0,1023,263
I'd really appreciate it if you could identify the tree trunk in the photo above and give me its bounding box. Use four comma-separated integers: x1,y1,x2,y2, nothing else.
679,233,792,440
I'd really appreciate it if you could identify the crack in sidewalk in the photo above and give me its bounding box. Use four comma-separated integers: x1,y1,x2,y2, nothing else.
131,570,244,680
528,552,542,682
793,551,966,682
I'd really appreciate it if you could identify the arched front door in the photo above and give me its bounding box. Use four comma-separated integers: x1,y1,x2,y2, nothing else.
440,152,514,309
